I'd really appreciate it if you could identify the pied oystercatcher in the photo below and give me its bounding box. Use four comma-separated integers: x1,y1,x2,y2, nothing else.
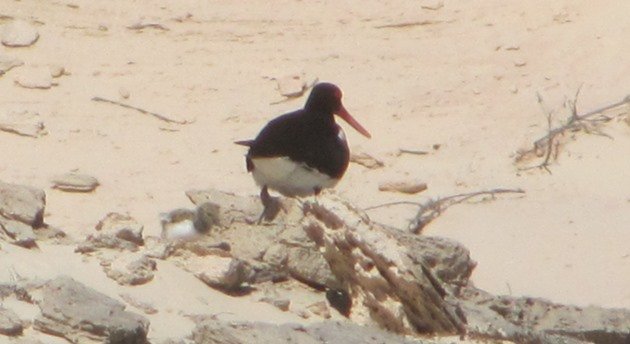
236,82,371,221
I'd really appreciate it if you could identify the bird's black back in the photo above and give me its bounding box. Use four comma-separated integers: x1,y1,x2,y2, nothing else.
247,110,350,179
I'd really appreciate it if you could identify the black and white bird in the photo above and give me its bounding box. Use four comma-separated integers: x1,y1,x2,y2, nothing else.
236,82,371,221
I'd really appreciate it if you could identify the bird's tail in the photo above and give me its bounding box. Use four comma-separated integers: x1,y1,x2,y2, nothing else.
234,140,254,147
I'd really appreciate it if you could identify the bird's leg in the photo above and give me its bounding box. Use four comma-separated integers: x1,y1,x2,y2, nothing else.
257,185,282,224
257,185,271,225
312,186,322,206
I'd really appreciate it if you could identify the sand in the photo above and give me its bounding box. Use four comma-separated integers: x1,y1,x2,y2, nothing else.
1,0,629,341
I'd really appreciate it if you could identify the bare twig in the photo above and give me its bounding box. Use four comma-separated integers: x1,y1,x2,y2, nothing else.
363,201,422,211
91,96,193,125
535,92,555,173
126,22,169,31
407,188,525,234
398,149,429,156
515,91,630,171
270,78,319,105
363,188,525,234
374,20,440,29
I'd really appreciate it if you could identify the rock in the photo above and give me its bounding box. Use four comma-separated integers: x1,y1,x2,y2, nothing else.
186,189,266,225
420,0,444,10
0,181,46,227
1,20,39,47
119,293,158,315
286,247,336,289
402,235,476,286
0,55,23,76
301,197,465,335
142,236,171,259
14,67,53,89
308,321,426,344
0,218,37,248
10,339,47,344
295,308,311,319
248,263,289,284
259,296,290,312
459,287,630,343
49,65,65,78
0,110,47,138
0,307,23,336
306,301,331,319
261,243,287,266
104,255,156,286
350,152,384,169
165,239,231,259
276,75,307,98
183,256,251,291
50,173,99,192
34,276,149,343
119,87,130,99
378,180,428,194
76,213,143,252
193,320,317,344
513,59,527,67
95,212,144,246
32,224,68,244
186,189,303,249
192,319,426,344
76,235,123,253
184,190,325,288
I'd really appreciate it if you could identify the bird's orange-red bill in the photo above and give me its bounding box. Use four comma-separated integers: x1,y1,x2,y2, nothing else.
336,105,371,138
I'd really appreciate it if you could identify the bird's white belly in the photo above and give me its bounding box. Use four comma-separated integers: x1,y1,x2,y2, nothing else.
251,157,338,197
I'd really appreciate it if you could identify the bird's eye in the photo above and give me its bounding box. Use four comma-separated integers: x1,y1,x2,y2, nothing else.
334,88,342,100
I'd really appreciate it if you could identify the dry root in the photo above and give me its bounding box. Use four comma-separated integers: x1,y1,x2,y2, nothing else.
515,88,630,173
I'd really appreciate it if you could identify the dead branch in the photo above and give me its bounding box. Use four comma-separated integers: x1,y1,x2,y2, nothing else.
397,149,429,156
269,78,319,105
363,188,525,234
515,91,630,171
91,96,194,125
374,20,440,29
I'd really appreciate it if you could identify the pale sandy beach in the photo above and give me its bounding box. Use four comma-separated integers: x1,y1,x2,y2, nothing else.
1,0,629,342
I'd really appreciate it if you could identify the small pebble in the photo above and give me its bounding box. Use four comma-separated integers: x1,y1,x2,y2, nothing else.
49,65,65,78
51,173,99,192
379,180,428,194
119,87,130,99
260,297,290,312
0,55,24,76
307,301,331,319
0,110,47,138
1,20,39,47
513,59,527,67
277,75,306,98
420,0,444,10
14,67,53,89
350,152,384,169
